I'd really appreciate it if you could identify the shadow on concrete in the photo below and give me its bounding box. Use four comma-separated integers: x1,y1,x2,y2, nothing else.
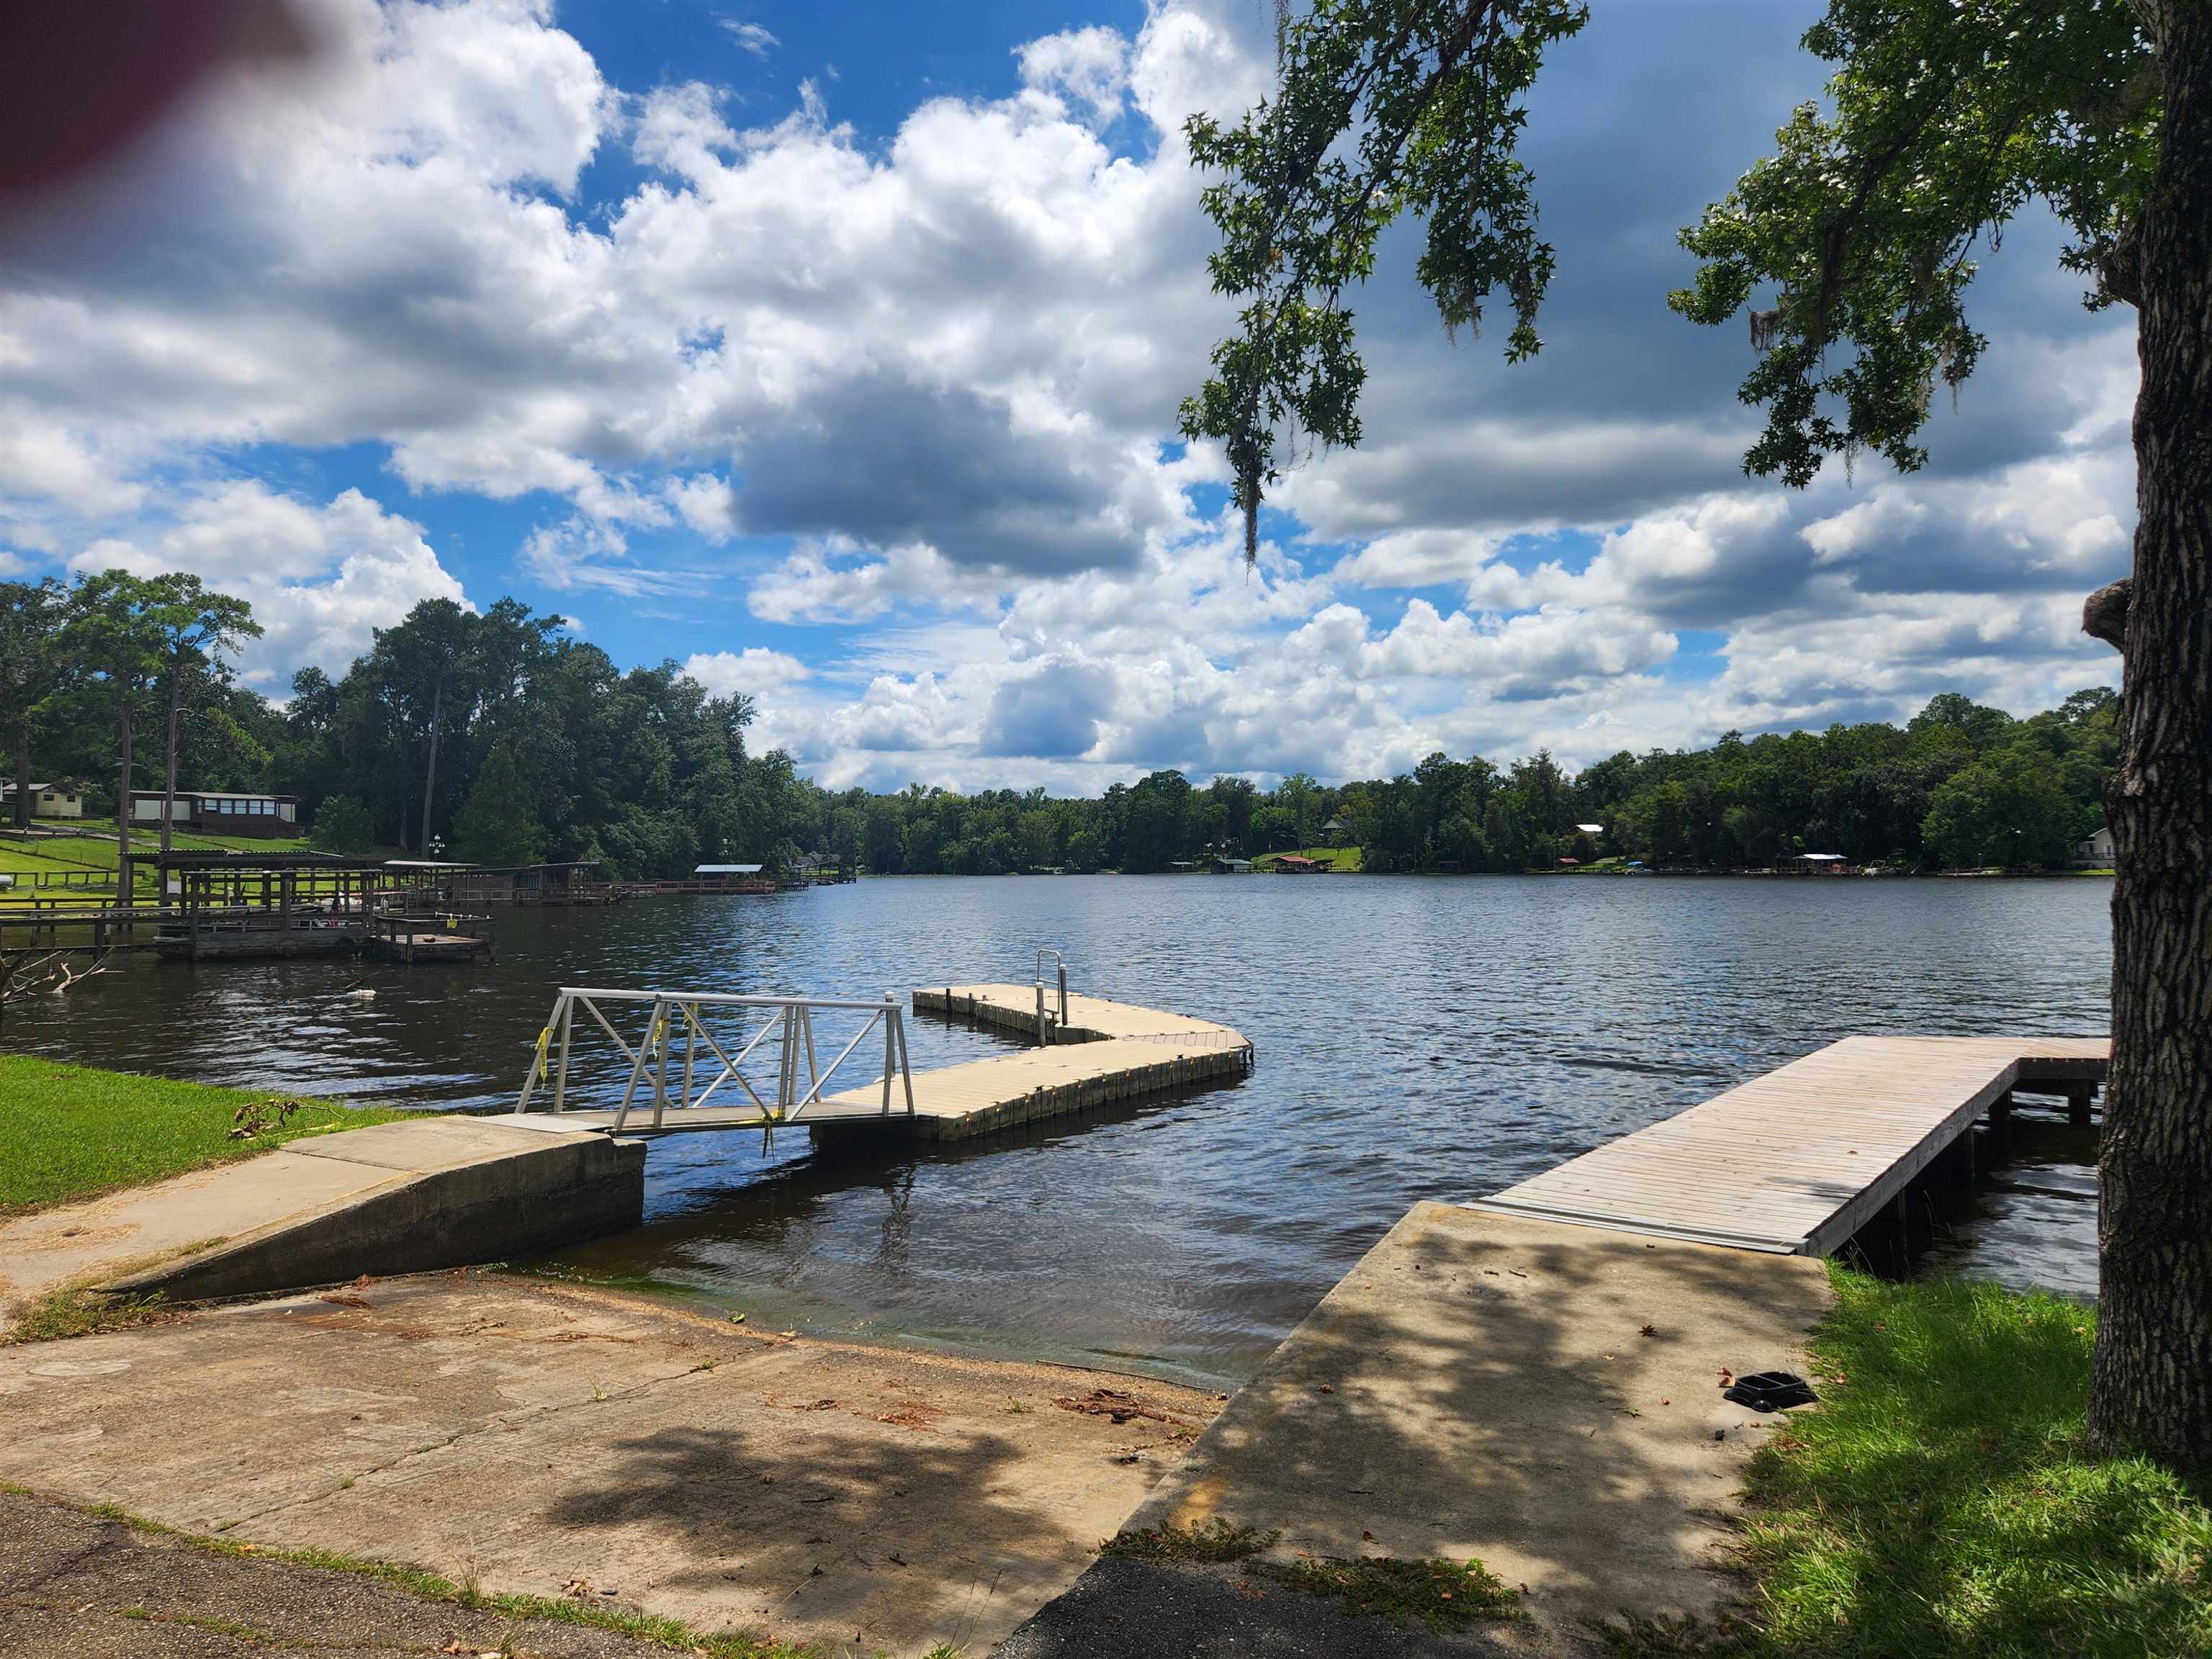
541,1407,1130,1650
1123,1205,1831,1642
1001,1556,1537,1658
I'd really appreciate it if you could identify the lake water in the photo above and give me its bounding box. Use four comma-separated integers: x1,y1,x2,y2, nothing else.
12,874,2112,1387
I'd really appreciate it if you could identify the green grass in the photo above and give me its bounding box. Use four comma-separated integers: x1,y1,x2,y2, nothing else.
1717,1268,2212,1658
2,1287,175,1345
0,842,118,882
0,1056,418,1216
0,830,326,868
0,830,413,908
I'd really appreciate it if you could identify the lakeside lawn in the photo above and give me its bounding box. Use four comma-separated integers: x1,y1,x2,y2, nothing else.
0,830,325,873
0,1056,418,1216
1711,1267,2212,1658
0,830,411,907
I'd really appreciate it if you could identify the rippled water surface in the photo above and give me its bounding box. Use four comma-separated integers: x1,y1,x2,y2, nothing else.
15,875,2113,1385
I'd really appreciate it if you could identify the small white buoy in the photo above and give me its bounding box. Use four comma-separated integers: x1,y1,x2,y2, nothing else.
347,988,376,1000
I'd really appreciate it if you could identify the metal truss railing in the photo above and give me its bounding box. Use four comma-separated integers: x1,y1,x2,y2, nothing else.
511,986,915,1133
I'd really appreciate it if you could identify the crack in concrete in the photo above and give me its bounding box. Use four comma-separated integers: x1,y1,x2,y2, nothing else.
221,1356,729,1534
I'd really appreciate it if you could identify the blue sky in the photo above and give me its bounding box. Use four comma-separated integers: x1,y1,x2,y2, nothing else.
0,0,2130,791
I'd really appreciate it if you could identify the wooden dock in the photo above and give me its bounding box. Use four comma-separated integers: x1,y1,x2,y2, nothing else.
514,982,1250,1143
361,910,495,963
1474,1035,2110,1255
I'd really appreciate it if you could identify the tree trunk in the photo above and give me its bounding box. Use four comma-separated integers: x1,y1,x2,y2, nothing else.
2089,0,2212,1485
419,672,444,855
161,660,184,855
12,717,28,833
115,692,134,909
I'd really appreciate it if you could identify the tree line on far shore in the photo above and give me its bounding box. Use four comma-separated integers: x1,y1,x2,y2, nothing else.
5,574,2114,878
846,687,2115,875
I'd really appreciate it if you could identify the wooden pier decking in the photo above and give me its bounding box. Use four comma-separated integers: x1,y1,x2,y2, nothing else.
1474,1034,2110,1255
511,983,1251,1143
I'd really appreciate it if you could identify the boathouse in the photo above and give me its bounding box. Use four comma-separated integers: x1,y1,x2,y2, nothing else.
445,861,613,906
692,863,770,893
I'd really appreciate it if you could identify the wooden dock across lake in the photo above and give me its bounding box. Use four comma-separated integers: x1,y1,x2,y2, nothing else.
1474,1034,2110,1255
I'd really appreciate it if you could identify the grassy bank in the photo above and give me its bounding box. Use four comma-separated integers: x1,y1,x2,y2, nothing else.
0,1056,416,1216
1703,1268,2212,1658
0,830,336,906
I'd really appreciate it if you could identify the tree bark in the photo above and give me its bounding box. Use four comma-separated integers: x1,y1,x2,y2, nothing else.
114,691,134,910
12,717,29,833
419,671,444,855
2090,0,2212,1484
161,659,184,855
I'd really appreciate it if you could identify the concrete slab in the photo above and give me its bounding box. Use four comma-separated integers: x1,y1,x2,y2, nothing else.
0,1150,403,1312
1123,1202,1833,1643
0,1273,1219,1656
0,1118,642,1320
278,1115,601,1172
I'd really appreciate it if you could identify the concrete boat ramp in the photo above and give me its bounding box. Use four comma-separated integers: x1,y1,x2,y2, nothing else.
1,1001,2110,1655
1010,1033,2110,1654
1,979,1251,1314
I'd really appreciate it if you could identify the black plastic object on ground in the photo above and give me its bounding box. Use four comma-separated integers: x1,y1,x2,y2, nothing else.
1723,1370,1820,1412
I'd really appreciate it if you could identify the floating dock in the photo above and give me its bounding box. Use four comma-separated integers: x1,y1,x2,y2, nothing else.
1474,1034,2109,1254
509,982,1251,1143
361,913,496,963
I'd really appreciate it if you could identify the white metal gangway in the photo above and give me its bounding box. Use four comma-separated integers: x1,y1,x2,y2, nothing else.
512,986,915,1136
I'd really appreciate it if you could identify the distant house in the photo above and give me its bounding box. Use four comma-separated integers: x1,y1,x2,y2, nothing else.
131,789,299,837
1574,822,1604,835
2074,825,2116,868
1320,814,1355,846
0,782,83,821
1211,856,1254,873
